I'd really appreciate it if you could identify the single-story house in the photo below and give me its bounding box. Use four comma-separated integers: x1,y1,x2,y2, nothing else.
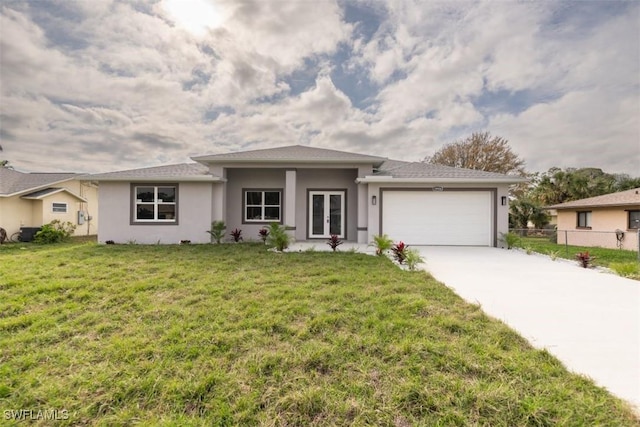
547,187,640,251
91,145,524,246
0,168,99,239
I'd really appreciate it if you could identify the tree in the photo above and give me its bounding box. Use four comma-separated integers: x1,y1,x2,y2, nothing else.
425,132,526,175
509,198,550,230
0,144,8,168
529,167,640,206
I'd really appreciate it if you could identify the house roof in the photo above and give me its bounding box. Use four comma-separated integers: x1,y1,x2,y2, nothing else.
0,168,81,197
21,187,87,202
89,145,525,184
547,187,640,209
192,145,387,165
90,163,217,182
362,160,527,184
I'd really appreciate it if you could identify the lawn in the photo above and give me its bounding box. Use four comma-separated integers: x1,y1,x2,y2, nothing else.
517,236,640,277
0,242,637,426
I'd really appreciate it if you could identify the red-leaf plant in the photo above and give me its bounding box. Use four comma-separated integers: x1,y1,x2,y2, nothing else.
392,241,408,264
326,234,343,252
258,228,269,243
575,251,595,268
231,228,243,243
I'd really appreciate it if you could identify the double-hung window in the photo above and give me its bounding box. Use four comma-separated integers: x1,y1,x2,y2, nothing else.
577,211,591,228
629,210,640,229
244,190,281,222
133,185,177,223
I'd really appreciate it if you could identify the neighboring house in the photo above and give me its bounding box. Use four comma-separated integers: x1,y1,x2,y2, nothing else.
0,168,99,239
91,145,524,246
547,188,640,251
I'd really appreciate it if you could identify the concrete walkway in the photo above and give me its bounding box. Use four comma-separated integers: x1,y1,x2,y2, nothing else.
417,246,640,410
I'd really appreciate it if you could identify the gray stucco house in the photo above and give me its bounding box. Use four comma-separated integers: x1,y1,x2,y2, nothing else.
91,145,523,246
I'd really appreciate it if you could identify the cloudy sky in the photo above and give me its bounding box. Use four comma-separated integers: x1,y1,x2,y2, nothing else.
1,0,638,175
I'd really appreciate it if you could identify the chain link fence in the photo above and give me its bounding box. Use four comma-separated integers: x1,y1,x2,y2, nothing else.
509,228,640,260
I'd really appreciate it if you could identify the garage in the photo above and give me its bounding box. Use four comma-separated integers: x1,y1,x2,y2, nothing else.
381,190,494,246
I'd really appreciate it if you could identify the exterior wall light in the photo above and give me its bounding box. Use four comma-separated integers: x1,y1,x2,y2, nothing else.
501,196,507,206
372,195,377,205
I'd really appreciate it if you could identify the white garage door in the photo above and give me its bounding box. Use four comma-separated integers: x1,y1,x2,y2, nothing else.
382,190,493,246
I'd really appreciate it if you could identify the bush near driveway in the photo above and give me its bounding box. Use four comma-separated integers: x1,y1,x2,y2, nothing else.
0,243,637,425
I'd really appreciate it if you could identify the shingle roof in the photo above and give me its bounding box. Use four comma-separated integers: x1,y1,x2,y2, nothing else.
0,168,80,196
192,145,387,165
90,163,214,181
373,161,524,181
547,188,640,209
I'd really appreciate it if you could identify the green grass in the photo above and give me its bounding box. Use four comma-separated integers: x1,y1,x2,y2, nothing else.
518,236,639,268
0,242,637,426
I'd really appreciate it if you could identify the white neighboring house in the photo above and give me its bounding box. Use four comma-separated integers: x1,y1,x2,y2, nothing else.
91,145,524,246
0,168,99,240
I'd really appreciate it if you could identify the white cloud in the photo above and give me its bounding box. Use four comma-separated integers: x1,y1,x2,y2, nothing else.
0,1,638,175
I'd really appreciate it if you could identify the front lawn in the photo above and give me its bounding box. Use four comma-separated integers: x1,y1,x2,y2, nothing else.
0,243,637,425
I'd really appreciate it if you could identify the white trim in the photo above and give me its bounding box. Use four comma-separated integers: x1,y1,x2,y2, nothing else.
244,190,282,222
133,185,177,223
356,176,526,184
308,191,345,238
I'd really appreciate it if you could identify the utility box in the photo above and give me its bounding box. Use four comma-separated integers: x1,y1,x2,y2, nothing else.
78,211,85,225
20,227,42,242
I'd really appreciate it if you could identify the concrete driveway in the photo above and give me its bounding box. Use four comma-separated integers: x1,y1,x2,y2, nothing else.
417,246,640,410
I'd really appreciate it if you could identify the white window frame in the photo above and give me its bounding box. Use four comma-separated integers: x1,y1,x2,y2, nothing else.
244,190,282,223
52,202,68,213
133,185,177,223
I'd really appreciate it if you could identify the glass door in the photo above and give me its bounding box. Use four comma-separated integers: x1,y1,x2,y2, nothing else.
309,191,345,238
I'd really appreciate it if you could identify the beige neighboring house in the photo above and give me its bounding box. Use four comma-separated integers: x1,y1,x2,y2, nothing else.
548,188,640,251
0,168,99,240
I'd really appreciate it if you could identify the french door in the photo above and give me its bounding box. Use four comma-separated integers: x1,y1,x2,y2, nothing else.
309,191,345,238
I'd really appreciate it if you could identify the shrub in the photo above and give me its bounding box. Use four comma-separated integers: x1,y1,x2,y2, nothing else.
500,232,520,249
609,262,640,279
230,228,243,243
326,234,343,252
266,223,290,252
207,221,226,244
33,220,76,244
258,228,269,244
391,241,408,264
576,251,595,268
371,234,393,256
404,248,425,271
547,250,560,261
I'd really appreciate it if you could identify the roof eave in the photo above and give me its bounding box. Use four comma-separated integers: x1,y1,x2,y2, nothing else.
356,176,527,184
550,202,640,210
0,177,80,198
21,188,88,202
192,158,386,167
92,176,224,183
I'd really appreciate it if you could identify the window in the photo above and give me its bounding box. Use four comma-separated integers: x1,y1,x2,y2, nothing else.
52,202,68,213
133,185,177,223
244,190,281,222
629,210,640,229
577,211,591,228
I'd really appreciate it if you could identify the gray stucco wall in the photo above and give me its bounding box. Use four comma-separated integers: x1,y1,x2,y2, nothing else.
224,168,359,242
98,181,213,244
